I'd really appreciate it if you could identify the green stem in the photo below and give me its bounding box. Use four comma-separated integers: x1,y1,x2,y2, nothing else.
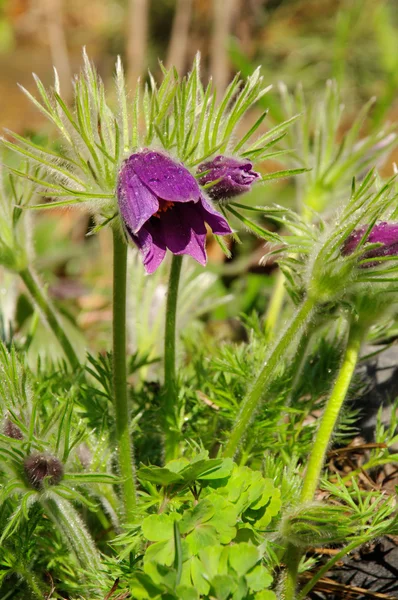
42,497,101,571
19,267,80,370
21,567,43,599
224,295,316,458
283,320,365,600
263,269,285,337
297,535,370,600
112,228,137,521
300,321,364,501
164,255,183,462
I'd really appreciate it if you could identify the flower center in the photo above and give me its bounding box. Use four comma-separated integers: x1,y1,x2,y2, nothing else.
153,200,175,218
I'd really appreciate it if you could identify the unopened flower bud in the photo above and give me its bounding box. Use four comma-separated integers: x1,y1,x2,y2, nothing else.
342,222,398,267
197,155,259,202
3,418,23,440
24,453,64,490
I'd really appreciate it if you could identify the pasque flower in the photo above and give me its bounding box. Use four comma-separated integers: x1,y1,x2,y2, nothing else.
342,222,398,266
117,151,232,273
197,155,260,201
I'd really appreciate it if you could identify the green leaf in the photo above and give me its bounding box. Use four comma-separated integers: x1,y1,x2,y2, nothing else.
144,562,176,590
191,555,210,596
246,566,273,592
175,585,199,600
179,498,216,533
144,539,175,566
165,458,190,473
142,514,181,542
205,494,238,544
198,458,234,480
198,545,226,579
211,574,237,600
229,543,260,576
138,465,184,485
131,572,164,599
185,524,219,555
178,458,224,485
255,591,277,600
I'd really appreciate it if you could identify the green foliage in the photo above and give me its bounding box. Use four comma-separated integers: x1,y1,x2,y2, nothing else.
128,461,281,600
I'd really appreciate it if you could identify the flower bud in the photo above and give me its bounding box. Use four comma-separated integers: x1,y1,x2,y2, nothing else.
197,155,259,202
3,418,23,440
342,222,398,267
24,453,64,490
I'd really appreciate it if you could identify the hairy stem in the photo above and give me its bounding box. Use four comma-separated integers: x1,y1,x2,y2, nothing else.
21,568,43,599
283,320,365,600
164,254,183,462
224,295,316,458
19,267,80,370
112,228,137,520
43,497,100,570
301,321,364,501
263,269,286,337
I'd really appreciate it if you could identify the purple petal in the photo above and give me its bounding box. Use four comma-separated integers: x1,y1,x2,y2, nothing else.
197,195,233,235
160,203,207,265
128,221,167,274
368,222,398,246
117,165,159,234
127,150,201,203
342,226,368,256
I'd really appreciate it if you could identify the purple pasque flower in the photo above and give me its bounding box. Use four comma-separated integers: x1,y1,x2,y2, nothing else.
342,222,398,267
117,150,232,273
197,155,260,202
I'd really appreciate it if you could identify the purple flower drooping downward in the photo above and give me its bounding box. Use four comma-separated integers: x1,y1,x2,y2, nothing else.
342,222,398,267
197,155,260,202
117,151,232,273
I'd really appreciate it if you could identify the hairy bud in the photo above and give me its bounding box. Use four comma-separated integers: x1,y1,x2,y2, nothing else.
24,453,64,490
3,418,23,440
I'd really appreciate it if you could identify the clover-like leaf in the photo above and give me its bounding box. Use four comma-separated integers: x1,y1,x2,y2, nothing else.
142,513,182,542
246,565,273,592
210,574,237,600
179,498,216,534
229,543,260,576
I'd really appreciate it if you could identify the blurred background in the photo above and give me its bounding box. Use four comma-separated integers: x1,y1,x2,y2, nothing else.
0,0,398,358
1,0,397,132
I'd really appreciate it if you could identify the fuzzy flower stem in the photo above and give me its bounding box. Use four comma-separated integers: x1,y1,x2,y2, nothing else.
21,567,43,599
263,270,286,337
18,267,80,370
164,254,183,462
112,228,137,520
42,497,101,570
301,320,365,500
283,319,365,600
224,295,316,458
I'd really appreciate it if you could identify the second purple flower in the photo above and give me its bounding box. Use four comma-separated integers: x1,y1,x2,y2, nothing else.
197,155,260,201
117,151,232,273
342,221,398,267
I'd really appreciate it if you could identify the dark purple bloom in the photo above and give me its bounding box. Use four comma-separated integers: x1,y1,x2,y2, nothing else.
342,222,398,266
197,155,260,201
117,151,232,273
